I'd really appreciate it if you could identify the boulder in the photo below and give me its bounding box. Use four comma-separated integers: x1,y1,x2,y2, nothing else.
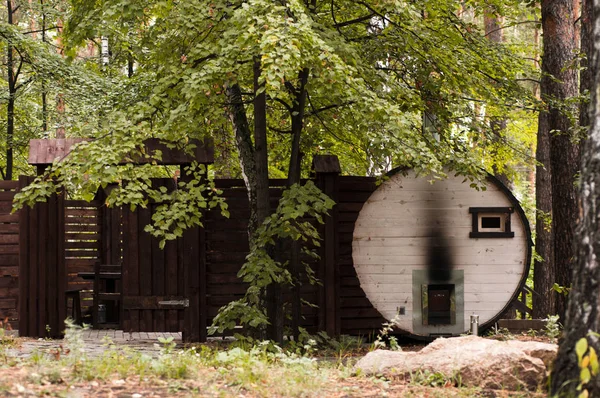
354,336,557,390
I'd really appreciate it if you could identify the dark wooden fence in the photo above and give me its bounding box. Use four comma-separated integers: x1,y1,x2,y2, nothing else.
3,167,534,339
0,181,19,327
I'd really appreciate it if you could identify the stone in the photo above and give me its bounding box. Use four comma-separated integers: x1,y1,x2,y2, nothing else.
354,336,557,390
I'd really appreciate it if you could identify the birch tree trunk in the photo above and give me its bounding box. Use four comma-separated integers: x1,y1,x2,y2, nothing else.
551,1,600,393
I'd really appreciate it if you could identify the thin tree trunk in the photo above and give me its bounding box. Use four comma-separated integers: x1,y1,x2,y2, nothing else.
485,11,512,190
41,0,47,132
225,83,259,241
532,6,555,319
551,2,600,393
533,111,555,318
541,0,580,321
287,68,309,341
6,0,15,180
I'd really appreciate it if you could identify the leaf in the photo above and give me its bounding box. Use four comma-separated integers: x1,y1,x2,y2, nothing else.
577,338,589,363
580,367,591,384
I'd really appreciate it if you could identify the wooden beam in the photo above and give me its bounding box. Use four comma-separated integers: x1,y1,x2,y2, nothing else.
28,138,215,166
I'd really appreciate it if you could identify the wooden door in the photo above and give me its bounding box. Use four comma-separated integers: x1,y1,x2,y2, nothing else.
121,179,199,334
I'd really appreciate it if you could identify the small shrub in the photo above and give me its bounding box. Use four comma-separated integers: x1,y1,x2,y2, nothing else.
544,315,562,342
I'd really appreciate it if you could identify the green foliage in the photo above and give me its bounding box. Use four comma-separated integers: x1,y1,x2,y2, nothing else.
552,283,571,296
373,314,402,351
410,369,461,388
544,315,562,342
575,333,600,398
210,181,334,334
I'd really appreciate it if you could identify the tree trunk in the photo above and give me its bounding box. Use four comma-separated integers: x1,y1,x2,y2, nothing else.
41,0,47,132
541,0,580,321
6,0,15,180
533,110,555,318
287,68,309,341
551,2,600,394
225,83,260,241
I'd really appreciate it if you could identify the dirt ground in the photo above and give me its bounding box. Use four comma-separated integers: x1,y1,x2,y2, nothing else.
0,331,552,397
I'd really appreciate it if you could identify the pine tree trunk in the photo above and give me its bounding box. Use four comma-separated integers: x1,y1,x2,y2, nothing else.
540,0,580,321
5,0,15,180
533,110,555,318
551,3,600,394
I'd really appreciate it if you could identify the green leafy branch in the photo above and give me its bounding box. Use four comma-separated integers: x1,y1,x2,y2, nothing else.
210,181,334,335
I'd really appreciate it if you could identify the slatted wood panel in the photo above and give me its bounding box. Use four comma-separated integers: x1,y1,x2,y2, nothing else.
19,176,66,338
65,200,102,316
206,179,321,334
121,179,191,334
337,177,386,335
0,180,19,328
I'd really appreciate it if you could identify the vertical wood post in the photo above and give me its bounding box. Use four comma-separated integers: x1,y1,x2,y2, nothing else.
182,167,207,343
18,175,65,338
313,155,341,337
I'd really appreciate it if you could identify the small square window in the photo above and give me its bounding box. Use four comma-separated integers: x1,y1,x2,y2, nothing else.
469,207,514,238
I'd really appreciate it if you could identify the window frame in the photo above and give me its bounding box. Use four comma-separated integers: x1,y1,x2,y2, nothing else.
469,207,514,238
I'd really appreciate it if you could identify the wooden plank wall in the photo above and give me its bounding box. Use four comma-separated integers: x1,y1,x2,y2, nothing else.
121,179,188,333
206,179,321,334
0,180,19,328
336,177,387,336
18,176,66,338
65,200,102,317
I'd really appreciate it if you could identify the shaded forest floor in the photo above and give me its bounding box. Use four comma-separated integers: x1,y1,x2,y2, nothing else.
0,328,551,397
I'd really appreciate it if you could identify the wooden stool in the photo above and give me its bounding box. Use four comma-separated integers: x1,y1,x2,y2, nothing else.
65,289,83,325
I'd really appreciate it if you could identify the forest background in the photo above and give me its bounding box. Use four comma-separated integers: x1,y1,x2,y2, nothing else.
0,0,598,395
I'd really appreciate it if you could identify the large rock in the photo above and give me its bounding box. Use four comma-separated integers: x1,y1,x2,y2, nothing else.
354,336,557,390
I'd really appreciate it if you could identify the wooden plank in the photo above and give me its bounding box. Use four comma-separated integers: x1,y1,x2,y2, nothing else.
18,176,30,335
0,192,18,201
177,232,185,332
166,238,179,332
64,241,101,249
64,249,99,258
0,224,18,234
0,267,18,277
312,155,341,173
29,138,214,166
123,296,189,310
0,255,19,266
0,235,19,244
38,199,48,337
65,232,101,240
110,207,122,264
123,208,140,331
199,222,207,342
65,200,101,207
151,219,165,333
0,245,19,254
48,194,59,336
139,207,153,332
65,209,99,217
183,218,201,342
28,138,87,165
57,191,67,337
28,197,39,336
0,180,19,190
65,224,102,233
0,214,19,223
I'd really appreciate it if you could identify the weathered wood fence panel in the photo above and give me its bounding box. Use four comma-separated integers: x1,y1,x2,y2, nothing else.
65,200,102,316
0,180,19,327
336,176,387,336
8,166,534,338
18,176,66,338
121,179,193,335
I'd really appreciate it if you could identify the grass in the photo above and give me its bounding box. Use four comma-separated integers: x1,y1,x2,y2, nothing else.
0,323,548,397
